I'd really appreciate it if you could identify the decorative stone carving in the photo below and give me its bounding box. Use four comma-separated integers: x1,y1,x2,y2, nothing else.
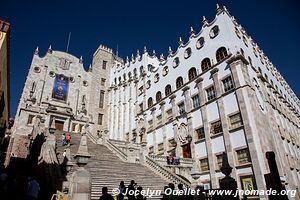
177,123,191,145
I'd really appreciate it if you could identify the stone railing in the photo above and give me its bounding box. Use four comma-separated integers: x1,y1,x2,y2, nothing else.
148,154,194,182
145,155,191,187
105,139,128,162
86,130,98,144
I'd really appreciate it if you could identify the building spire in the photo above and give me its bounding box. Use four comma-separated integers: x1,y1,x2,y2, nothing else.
79,56,83,64
144,46,147,54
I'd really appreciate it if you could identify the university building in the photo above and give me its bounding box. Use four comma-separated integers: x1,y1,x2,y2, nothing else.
7,5,300,199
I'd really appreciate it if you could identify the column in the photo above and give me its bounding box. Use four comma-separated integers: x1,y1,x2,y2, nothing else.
118,85,123,140
108,88,114,138
182,86,196,159
229,57,267,197
170,94,181,157
123,83,127,140
128,80,133,142
113,87,118,140
160,101,168,155
151,107,157,154
195,77,218,188
211,68,237,180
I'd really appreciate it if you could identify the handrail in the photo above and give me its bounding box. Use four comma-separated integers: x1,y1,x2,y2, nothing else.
105,139,128,162
148,154,194,165
86,130,97,144
145,155,191,187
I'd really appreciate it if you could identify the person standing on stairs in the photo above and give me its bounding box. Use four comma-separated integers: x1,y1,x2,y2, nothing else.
61,133,66,146
118,181,126,200
127,180,137,200
99,187,114,200
66,134,71,146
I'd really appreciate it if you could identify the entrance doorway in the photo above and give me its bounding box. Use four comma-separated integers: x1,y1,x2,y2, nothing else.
182,143,192,158
55,120,64,131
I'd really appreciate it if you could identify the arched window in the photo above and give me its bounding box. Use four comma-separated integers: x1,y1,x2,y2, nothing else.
173,57,180,68
156,91,162,102
196,37,205,49
201,58,211,72
176,77,184,89
210,25,220,38
188,68,197,80
184,47,192,59
216,47,228,62
162,66,169,76
165,85,172,96
154,73,159,83
148,97,153,108
140,66,144,75
128,72,132,79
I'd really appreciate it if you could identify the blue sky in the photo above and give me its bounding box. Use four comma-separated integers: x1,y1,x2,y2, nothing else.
2,0,300,117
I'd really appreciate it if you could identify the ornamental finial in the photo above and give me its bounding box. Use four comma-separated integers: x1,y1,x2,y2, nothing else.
48,45,52,53
144,46,147,53
152,49,156,56
168,46,173,55
179,37,183,46
34,46,39,55
190,26,195,36
79,56,83,64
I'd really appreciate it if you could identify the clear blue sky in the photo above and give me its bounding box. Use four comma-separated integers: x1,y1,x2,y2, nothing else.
2,0,300,117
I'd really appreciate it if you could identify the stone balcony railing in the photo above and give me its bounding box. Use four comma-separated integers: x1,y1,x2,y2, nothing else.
145,156,191,187
148,154,194,182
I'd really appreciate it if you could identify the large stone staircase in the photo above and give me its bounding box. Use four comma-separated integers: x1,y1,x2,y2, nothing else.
54,131,168,199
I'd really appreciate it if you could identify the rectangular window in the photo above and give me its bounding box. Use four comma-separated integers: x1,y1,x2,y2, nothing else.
229,113,243,129
196,127,205,140
98,113,103,125
101,78,106,86
237,148,251,165
222,76,234,92
158,143,164,151
99,90,105,108
200,158,209,172
192,95,200,109
206,86,216,101
138,86,143,96
178,102,185,115
102,60,107,69
149,146,154,154
139,103,143,113
210,120,222,135
216,154,223,170
27,115,35,125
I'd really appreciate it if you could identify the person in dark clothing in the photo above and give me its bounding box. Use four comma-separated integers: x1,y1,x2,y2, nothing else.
178,183,185,200
100,187,114,200
136,186,146,200
118,181,126,200
161,185,169,200
127,180,137,200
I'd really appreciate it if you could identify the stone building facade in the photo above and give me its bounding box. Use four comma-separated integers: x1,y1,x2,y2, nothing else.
0,19,10,137
10,5,300,198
